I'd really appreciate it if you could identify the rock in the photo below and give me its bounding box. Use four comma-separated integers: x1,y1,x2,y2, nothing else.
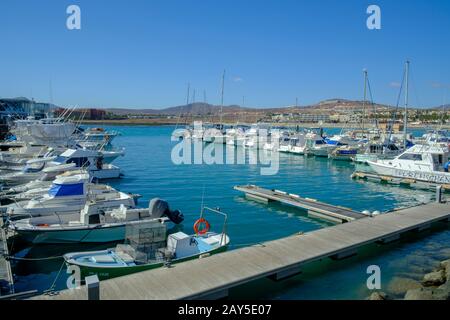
440,259,450,272
437,281,450,298
368,291,388,300
422,270,446,287
404,288,434,300
440,259,450,280
387,277,422,296
431,288,449,300
404,287,449,300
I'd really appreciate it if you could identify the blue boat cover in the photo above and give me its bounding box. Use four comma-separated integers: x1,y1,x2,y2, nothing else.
48,182,84,197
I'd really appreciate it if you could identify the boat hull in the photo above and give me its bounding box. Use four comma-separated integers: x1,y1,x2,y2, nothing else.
68,245,228,281
13,224,127,244
367,161,450,184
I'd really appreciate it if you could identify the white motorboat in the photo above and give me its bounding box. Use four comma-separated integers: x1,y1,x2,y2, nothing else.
8,198,184,244
0,158,76,186
0,143,52,165
288,133,307,154
353,140,402,163
225,127,246,146
4,173,135,218
76,127,121,147
11,117,77,147
367,144,450,184
52,148,122,179
304,134,336,157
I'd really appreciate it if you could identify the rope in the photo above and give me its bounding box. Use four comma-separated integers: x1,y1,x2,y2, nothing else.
6,254,64,261
44,260,66,295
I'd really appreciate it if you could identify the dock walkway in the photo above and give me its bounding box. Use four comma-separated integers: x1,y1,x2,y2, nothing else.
0,219,14,296
35,201,450,300
234,184,366,223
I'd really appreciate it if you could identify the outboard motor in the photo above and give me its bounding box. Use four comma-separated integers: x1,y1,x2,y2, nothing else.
149,198,184,224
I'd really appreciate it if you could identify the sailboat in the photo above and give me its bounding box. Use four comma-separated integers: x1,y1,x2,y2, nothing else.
353,68,405,163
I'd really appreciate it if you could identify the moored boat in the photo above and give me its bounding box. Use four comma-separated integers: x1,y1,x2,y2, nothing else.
63,206,229,280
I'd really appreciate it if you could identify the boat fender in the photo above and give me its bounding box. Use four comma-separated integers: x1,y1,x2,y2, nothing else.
194,218,210,235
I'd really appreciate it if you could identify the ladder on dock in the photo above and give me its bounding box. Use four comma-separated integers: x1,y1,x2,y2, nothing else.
234,185,367,223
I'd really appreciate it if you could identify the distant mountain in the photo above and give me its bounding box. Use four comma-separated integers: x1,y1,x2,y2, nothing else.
104,99,435,116
107,102,259,116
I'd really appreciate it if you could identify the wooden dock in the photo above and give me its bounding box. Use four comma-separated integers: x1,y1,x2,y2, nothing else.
33,201,450,300
234,185,366,223
0,218,14,296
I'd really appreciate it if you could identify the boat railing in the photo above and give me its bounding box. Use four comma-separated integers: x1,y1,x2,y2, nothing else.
199,206,228,246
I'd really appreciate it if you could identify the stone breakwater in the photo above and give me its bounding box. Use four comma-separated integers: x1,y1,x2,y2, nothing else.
368,259,450,300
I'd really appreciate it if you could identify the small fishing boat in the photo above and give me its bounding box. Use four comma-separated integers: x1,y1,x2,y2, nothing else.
8,198,184,244
63,206,229,280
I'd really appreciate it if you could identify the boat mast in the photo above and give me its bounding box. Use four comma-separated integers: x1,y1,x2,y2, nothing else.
362,69,368,131
404,61,410,150
219,70,225,126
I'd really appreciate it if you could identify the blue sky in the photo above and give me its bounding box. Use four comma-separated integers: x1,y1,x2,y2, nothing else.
1,0,450,109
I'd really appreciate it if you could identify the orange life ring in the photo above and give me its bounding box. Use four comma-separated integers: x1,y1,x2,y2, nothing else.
37,223,50,227
193,218,210,235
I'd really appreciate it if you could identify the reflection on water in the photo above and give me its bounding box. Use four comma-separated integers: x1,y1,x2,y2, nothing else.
9,126,449,299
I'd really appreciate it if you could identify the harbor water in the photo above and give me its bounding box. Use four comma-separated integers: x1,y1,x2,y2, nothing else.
10,125,450,299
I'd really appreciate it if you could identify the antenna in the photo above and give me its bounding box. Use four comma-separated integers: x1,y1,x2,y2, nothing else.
219,70,225,125
186,82,190,106
49,79,54,105
362,69,368,131
200,184,206,211
404,61,410,150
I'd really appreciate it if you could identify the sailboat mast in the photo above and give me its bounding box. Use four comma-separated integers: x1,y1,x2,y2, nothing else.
362,69,368,131
404,61,410,150
219,70,225,125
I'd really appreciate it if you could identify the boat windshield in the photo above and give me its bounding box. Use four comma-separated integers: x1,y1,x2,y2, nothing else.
398,153,423,161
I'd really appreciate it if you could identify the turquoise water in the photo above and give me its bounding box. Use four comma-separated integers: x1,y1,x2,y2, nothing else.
10,125,450,299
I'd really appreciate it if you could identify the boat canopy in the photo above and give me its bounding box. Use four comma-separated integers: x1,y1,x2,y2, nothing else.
48,182,84,197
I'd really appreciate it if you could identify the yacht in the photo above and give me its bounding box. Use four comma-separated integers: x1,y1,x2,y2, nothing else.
367,144,450,184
